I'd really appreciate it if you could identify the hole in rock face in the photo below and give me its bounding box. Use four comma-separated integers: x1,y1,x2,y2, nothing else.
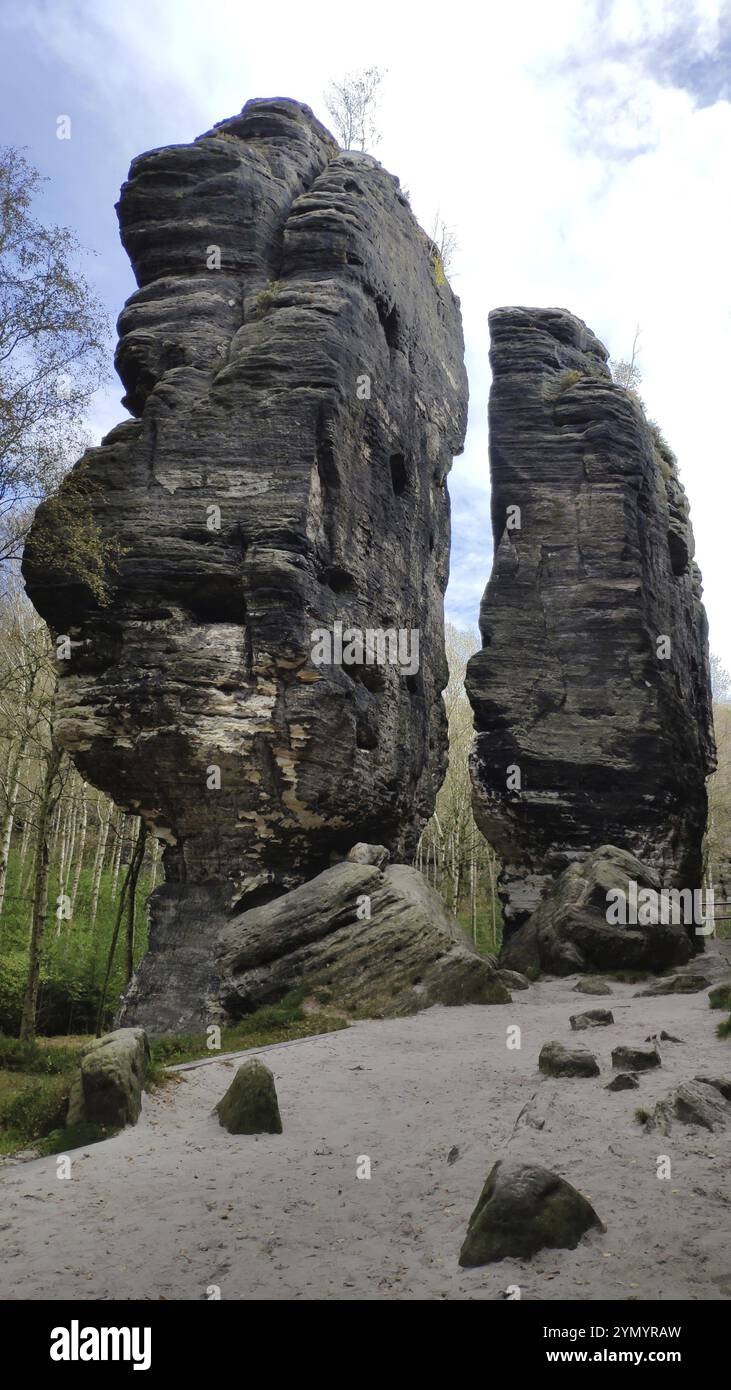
322,565,356,593
343,178,363,194
390,453,408,496
376,298,400,350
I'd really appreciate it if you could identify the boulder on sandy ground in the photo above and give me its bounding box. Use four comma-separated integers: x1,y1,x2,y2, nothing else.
495,968,531,991
539,1041,599,1078
606,1073,639,1092
709,984,731,1010
217,856,509,1019
645,1078,731,1134
66,1028,149,1129
215,1059,282,1135
570,1009,614,1030
635,974,712,996
573,977,614,996
500,846,693,979
611,1044,660,1071
458,1159,604,1266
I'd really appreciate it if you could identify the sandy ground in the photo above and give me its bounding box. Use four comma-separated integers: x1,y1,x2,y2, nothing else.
1,961,730,1302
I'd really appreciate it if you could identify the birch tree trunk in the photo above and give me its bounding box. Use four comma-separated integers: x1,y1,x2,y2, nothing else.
19,740,62,1041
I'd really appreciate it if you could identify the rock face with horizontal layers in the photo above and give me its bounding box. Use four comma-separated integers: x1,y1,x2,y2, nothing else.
466,307,715,945
22,99,467,1028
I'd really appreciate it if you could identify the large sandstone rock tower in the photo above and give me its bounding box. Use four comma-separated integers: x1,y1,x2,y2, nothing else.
466,307,715,940
23,99,469,1028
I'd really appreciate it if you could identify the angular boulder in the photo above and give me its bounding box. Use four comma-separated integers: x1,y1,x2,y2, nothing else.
217,857,509,1021
646,1079,731,1134
215,1059,282,1135
22,98,467,1032
538,1041,599,1078
569,1009,614,1030
606,1072,639,1092
611,1044,660,1071
500,845,692,978
458,1159,604,1266
465,307,715,941
67,1028,149,1129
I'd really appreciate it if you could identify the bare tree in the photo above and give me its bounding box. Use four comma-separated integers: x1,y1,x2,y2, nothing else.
325,67,385,151
0,146,109,565
710,651,731,704
429,213,459,277
609,324,642,392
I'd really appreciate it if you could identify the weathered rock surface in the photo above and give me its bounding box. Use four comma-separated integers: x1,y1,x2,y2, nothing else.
466,306,715,940
215,1059,282,1135
217,858,509,1023
538,1041,599,1078
606,1072,639,1092
569,1008,614,1030
500,845,693,977
573,977,613,996
645,1078,731,1134
612,1043,660,1071
635,973,711,996
22,99,467,1029
67,1028,149,1129
119,852,509,1033
458,1159,604,1266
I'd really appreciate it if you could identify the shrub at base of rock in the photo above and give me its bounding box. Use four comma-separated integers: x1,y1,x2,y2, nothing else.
66,1028,149,1130
215,1059,282,1135
217,855,509,1020
709,984,731,1011
500,846,693,979
611,1044,660,1072
539,1041,599,1078
458,1160,604,1267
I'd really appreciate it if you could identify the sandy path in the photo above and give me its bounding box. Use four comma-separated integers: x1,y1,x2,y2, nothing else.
1,966,730,1301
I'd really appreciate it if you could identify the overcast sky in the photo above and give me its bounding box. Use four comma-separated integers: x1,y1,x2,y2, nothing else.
2,0,730,667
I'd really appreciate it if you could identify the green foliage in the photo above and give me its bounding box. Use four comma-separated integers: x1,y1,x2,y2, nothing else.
149,995,348,1071
0,846,154,1036
543,368,584,401
25,467,121,605
39,1120,119,1154
252,280,284,319
0,1035,83,1074
717,1013,731,1039
0,1071,70,1148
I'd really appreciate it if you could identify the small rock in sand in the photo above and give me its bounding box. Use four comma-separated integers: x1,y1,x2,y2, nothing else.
612,1044,660,1071
458,1159,604,1267
539,1041,599,1078
570,1009,614,1030
606,1073,639,1092
573,977,613,996
215,1059,282,1135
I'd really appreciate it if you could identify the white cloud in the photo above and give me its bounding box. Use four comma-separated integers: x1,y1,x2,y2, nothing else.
11,0,731,668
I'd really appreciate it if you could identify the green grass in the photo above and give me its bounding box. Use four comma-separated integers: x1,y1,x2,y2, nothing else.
0,991,349,1156
148,989,349,1074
